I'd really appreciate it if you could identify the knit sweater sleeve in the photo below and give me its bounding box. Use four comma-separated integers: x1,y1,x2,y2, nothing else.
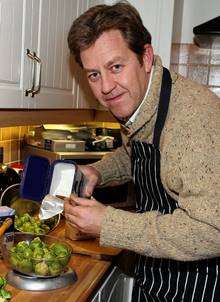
99,85,220,262
90,144,132,185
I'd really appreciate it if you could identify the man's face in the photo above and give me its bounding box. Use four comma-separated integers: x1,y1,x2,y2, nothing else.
80,30,153,120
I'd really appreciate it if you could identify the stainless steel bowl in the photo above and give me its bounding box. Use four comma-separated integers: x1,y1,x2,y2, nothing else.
2,232,72,278
0,183,60,234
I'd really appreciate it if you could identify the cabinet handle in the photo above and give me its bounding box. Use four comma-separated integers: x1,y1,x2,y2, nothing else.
25,49,42,97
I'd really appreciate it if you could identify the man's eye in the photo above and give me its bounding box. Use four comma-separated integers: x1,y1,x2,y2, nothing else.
88,72,99,82
112,64,122,73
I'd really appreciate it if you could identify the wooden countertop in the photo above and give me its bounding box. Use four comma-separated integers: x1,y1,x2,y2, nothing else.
0,221,114,302
0,254,111,302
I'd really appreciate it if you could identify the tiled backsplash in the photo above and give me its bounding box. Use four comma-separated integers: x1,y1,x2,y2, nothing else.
0,126,29,164
170,43,220,98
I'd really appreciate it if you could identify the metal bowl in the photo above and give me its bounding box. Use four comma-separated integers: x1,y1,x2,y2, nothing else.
0,183,60,234
1,232,72,278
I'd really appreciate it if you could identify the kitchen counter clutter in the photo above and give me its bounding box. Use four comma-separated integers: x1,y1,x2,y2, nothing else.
0,219,122,302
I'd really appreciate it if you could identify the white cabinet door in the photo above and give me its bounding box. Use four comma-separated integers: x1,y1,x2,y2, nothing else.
23,0,78,108
0,0,24,108
0,0,81,109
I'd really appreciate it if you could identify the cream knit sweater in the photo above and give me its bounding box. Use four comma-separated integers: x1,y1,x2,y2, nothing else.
91,56,220,261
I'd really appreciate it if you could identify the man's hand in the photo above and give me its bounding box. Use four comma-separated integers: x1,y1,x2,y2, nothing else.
64,195,107,237
78,165,102,198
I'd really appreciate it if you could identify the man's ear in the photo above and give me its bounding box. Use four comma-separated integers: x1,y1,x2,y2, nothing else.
142,44,154,73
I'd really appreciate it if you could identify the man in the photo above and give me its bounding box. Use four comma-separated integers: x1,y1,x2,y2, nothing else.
64,2,220,301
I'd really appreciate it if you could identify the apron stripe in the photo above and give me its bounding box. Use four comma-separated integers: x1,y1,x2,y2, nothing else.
181,269,190,301
211,261,218,301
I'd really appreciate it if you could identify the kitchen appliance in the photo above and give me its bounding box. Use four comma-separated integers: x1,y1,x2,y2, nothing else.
44,139,85,152
1,232,77,291
25,124,122,152
193,16,220,48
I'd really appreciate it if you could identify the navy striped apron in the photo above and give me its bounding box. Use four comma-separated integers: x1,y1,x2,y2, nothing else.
131,68,220,302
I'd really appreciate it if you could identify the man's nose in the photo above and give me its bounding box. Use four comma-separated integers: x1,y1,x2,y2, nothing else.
101,73,116,95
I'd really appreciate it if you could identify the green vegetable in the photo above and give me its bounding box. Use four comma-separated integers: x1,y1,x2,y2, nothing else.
19,259,33,273
0,277,12,301
15,213,51,235
0,289,11,299
34,262,49,276
50,243,70,256
9,237,71,276
48,261,62,276
15,241,29,253
29,237,44,250
0,278,6,288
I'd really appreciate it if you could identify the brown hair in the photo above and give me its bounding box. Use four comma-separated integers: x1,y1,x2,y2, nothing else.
68,1,151,67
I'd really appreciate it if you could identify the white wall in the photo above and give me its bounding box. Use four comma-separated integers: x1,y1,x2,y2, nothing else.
173,0,220,43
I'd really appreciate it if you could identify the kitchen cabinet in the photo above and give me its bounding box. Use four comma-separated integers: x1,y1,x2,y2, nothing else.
0,0,90,109
25,0,79,109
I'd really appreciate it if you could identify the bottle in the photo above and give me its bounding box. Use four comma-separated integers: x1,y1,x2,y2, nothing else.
0,147,21,198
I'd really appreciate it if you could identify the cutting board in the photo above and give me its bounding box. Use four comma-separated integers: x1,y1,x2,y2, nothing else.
51,219,122,260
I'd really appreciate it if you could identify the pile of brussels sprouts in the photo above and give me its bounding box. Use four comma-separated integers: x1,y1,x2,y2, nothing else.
15,213,50,234
9,237,71,277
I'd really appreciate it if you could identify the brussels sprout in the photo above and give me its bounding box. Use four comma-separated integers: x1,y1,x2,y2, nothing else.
50,243,70,256
0,277,12,301
20,213,31,224
0,288,11,299
22,247,32,258
32,248,44,260
29,237,43,250
19,259,33,273
48,261,62,276
0,278,6,288
15,241,29,253
34,261,49,276
10,254,20,268
59,255,70,267
22,222,32,229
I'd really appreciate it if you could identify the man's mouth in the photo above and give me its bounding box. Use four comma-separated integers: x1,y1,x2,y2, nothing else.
104,93,124,103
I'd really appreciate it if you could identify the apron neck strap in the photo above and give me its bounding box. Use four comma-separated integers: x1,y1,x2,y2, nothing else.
153,67,172,148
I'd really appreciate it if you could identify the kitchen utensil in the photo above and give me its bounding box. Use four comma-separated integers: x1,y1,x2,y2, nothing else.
0,218,13,237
